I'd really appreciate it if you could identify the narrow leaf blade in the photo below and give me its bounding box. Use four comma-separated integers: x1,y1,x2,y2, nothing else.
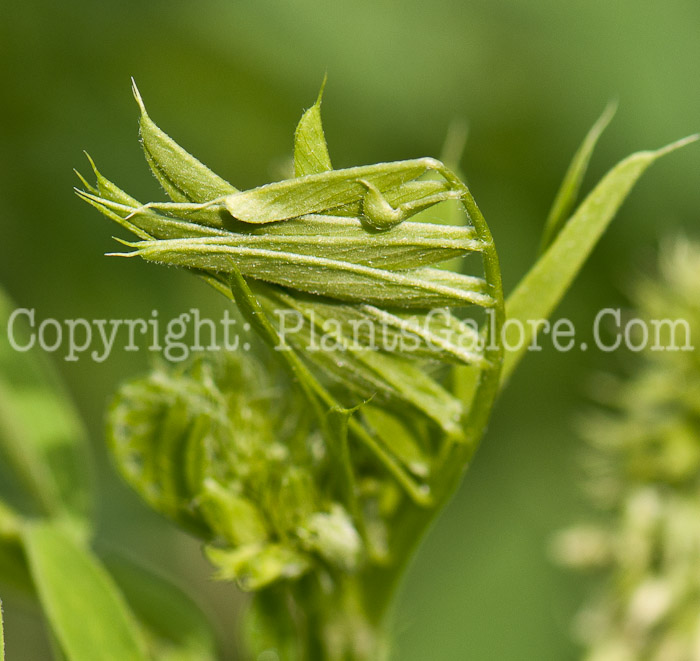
22,521,149,661
503,136,698,385
265,290,483,365
77,191,225,241
362,406,431,478
540,102,617,251
253,214,482,268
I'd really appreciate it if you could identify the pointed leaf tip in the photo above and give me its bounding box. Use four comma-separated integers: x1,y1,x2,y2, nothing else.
131,77,146,115
135,88,238,207
73,174,96,194
112,236,137,246
316,73,328,105
655,133,699,157
82,150,99,175
540,101,618,252
294,77,333,177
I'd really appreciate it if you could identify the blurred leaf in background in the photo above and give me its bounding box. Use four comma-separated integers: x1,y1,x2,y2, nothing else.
1,0,698,658
0,288,219,660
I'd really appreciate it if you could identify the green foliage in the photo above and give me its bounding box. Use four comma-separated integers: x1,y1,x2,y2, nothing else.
539,102,617,253
554,238,700,660
294,75,332,177
108,352,368,590
0,290,92,532
77,84,505,523
0,289,94,598
130,159,456,226
132,80,238,206
0,286,219,661
117,236,494,308
74,81,500,657
82,191,485,267
101,552,218,661
71,80,694,659
502,135,698,386
0,73,686,659
22,521,149,661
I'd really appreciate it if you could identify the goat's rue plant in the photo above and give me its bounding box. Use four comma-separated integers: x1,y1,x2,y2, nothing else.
0,79,695,660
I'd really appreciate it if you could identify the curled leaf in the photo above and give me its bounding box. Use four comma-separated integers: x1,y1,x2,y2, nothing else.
198,478,269,547
107,366,230,537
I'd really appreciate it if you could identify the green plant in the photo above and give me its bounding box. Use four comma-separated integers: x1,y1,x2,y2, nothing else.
554,238,700,661
0,289,218,660
0,80,694,660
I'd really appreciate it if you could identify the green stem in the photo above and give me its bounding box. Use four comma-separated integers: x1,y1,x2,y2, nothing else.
360,172,505,628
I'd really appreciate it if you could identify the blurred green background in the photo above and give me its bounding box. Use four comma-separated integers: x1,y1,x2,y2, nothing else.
1,1,698,658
